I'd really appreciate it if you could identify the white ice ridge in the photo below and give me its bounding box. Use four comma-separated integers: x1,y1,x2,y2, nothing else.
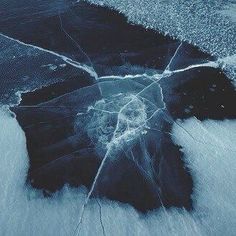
98,57,234,83
0,33,98,80
98,60,219,82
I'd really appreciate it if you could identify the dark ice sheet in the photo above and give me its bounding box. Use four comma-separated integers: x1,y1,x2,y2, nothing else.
1,1,235,212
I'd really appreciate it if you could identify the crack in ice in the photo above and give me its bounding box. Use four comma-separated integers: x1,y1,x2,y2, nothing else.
96,199,106,236
74,43,184,235
164,43,183,73
0,33,98,80
58,12,97,79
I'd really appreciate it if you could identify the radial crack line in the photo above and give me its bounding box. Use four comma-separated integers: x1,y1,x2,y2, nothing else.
0,33,98,79
171,61,219,74
98,73,159,81
58,13,96,75
164,42,183,72
97,60,219,82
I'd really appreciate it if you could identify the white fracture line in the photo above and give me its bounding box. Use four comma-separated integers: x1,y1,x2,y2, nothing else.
0,33,98,80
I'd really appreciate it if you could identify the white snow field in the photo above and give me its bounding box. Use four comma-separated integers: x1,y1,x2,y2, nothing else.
0,108,235,236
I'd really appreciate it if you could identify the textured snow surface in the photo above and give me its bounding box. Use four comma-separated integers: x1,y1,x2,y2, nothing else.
87,0,236,59
1,109,235,236
220,2,236,23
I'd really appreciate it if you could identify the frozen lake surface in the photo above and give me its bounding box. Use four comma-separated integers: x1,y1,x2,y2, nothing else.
0,1,236,235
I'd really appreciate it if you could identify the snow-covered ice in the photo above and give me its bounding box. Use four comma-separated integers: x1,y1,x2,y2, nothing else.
1,108,236,235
